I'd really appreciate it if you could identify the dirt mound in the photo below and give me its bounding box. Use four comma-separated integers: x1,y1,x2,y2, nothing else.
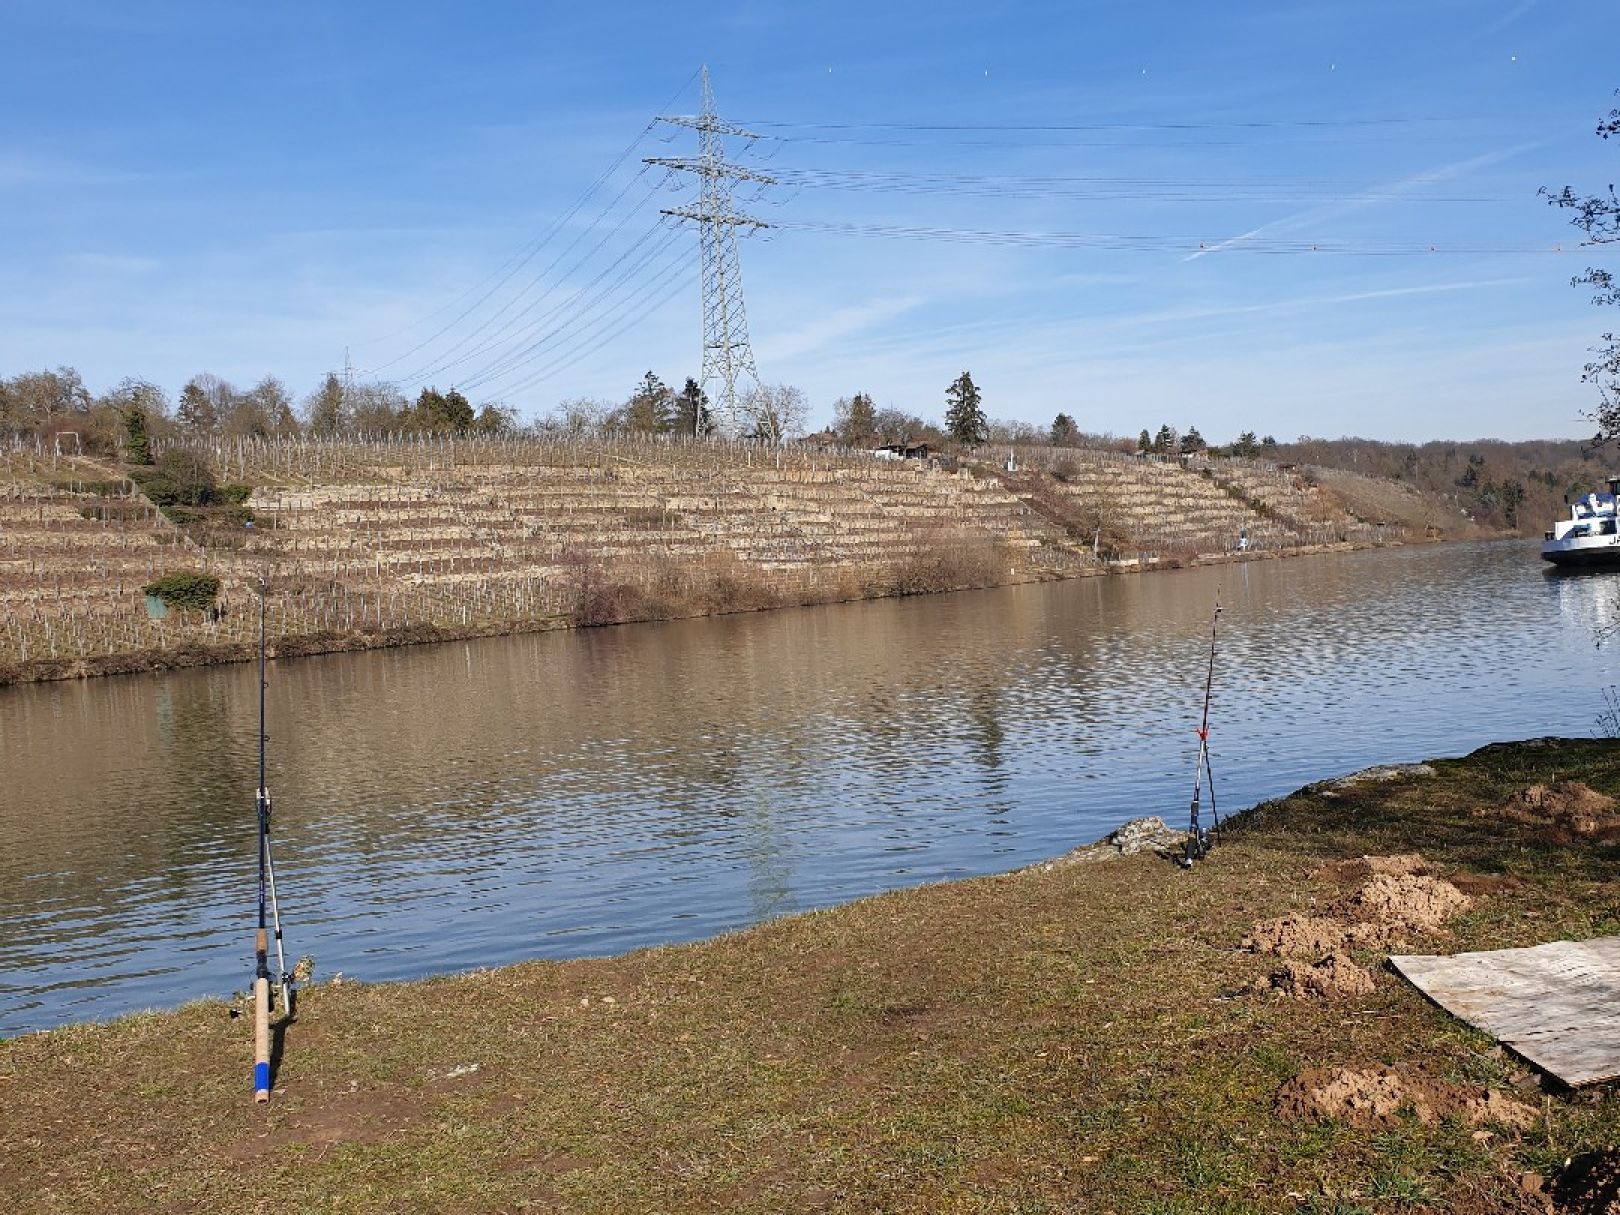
1491,781,1620,842
1243,856,1474,999
1336,873,1472,938
1243,915,1348,957
1262,953,1377,1000
1275,1065,1536,1131
1552,1151,1620,1214
1315,852,1432,885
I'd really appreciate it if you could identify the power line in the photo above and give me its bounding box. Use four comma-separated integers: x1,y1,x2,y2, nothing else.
756,165,1514,205
362,127,663,377
458,219,687,391
357,67,705,373
771,218,1574,256
396,167,672,387
491,252,698,399
741,116,1464,132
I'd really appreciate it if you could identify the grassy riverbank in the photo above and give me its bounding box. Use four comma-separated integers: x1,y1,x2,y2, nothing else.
5,737,1617,1213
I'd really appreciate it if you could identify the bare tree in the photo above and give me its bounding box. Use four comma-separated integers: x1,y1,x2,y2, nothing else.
546,397,617,436
0,366,92,431
742,383,808,445
1544,92,1620,445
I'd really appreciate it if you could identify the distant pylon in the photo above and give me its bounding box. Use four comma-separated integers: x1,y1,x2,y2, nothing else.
646,67,773,437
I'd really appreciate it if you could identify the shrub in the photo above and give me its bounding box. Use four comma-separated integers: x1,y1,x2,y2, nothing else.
133,450,218,507
142,571,222,613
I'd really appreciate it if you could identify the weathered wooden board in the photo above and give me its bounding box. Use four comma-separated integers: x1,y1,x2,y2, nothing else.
1391,936,1620,1087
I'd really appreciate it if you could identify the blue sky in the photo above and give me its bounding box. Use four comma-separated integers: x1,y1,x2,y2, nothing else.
2,0,1616,441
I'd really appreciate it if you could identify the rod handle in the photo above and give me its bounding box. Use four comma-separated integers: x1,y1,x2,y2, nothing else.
254,926,271,1102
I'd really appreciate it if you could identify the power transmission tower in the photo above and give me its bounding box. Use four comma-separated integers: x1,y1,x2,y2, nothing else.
646,66,773,437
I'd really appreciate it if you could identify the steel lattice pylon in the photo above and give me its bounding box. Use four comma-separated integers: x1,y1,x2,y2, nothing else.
646,67,773,436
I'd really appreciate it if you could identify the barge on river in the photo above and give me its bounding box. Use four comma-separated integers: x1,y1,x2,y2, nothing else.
1543,477,1620,567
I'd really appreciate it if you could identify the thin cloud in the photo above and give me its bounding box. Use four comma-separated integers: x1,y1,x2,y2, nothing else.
754,295,921,362
1183,143,1542,261
0,152,137,189
1480,0,1537,38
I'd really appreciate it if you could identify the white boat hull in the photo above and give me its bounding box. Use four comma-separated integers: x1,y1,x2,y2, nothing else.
1542,533,1620,567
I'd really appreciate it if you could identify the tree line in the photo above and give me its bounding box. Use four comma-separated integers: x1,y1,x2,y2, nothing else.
0,366,520,459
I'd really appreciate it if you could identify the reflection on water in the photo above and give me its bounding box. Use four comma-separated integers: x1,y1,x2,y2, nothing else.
2,541,1616,1035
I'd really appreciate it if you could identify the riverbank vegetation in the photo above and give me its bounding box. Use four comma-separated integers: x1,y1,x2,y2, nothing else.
2,737,1617,1212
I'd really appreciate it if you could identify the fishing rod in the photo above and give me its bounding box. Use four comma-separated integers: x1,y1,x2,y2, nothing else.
253,577,293,1103
1180,596,1222,868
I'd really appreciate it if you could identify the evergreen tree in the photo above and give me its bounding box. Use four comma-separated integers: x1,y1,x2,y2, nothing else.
410,387,475,433
1153,424,1176,455
176,378,222,433
834,391,877,446
121,406,152,464
473,403,515,435
1180,426,1206,454
944,371,987,445
624,371,674,433
1137,428,1152,455
1232,430,1260,458
306,372,347,437
1260,435,1278,451
673,377,713,436
1050,412,1079,446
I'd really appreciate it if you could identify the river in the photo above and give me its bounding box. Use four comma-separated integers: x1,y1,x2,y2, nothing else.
1,540,1616,1036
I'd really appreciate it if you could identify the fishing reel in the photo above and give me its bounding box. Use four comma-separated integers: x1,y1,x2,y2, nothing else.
1179,821,1213,868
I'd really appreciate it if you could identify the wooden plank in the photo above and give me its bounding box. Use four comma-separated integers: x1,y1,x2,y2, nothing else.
1391,936,1620,1087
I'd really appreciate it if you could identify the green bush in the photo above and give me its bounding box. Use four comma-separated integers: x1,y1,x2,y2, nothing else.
142,571,222,613
133,450,218,507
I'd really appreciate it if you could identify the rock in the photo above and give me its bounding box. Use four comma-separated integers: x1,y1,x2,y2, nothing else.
1307,763,1437,798
1036,817,1187,868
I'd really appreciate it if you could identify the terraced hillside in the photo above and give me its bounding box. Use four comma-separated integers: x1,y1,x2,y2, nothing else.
0,434,1458,684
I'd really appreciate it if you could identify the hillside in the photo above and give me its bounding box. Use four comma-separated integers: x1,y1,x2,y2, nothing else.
1273,435,1617,534
0,434,1485,685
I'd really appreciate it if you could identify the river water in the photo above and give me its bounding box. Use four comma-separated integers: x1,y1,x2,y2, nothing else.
2,541,1616,1036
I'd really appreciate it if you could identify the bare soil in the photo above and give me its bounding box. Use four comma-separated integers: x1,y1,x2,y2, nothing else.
1336,871,1474,940
1553,1151,1620,1214
1274,1063,1537,1130
1243,853,1472,966
1487,781,1620,843
1261,952,1378,999
1244,913,1350,957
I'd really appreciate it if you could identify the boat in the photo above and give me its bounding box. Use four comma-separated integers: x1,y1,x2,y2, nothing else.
1542,476,1620,567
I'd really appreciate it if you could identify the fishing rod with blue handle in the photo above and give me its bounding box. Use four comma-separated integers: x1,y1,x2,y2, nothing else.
254,578,292,1103
1181,596,1222,868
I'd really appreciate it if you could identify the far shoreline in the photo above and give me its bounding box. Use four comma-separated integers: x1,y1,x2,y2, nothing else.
0,534,1430,691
